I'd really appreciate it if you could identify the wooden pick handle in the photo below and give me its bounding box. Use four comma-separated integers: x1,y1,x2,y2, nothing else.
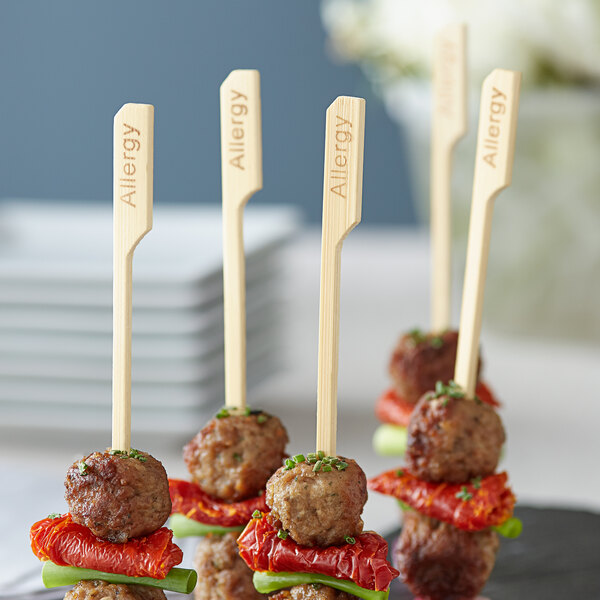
454,69,521,397
220,69,263,411
112,103,154,451
316,96,366,456
430,23,467,332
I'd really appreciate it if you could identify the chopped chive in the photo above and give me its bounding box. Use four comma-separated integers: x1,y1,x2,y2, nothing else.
293,454,306,464
216,408,230,419
329,457,340,465
277,529,288,540
317,451,325,460
109,449,126,456
284,458,295,470
47,513,62,519
471,476,482,489
78,461,88,476
344,536,356,544
307,453,318,463
455,486,473,502
435,381,445,395
396,469,404,477
244,407,252,416
336,461,348,471
313,460,323,472
233,452,243,463
257,414,268,424
252,510,262,519
322,464,332,472
430,336,444,349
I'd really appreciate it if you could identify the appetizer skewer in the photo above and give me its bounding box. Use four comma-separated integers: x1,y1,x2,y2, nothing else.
369,69,522,599
30,104,197,597
237,96,399,600
167,70,289,600
373,25,500,458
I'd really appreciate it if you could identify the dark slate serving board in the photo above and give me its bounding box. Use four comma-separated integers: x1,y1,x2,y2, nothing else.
386,506,600,600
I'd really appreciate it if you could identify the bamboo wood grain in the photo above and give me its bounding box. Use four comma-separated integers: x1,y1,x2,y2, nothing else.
220,70,263,411
430,23,467,333
112,103,154,451
316,96,365,456
454,69,521,397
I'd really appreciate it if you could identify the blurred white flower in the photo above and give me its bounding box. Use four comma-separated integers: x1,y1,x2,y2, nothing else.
321,0,600,88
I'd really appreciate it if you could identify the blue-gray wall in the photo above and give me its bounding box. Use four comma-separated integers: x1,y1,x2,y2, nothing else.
0,1,415,224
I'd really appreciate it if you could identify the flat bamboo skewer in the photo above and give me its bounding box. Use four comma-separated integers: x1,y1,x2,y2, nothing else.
112,103,154,451
454,69,521,398
316,96,365,456
220,69,263,413
430,23,467,333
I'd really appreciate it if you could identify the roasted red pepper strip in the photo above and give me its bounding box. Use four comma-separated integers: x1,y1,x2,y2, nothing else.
368,470,515,532
30,514,182,578
475,381,501,408
169,479,268,526
375,389,414,427
237,515,399,592
376,382,500,427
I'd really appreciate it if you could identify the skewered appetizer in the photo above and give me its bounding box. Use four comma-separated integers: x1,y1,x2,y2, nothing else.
169,407,289,600
238,452,399,600
369,383,521,599
373,329,499,457
371,67,523,598
30,448,197,597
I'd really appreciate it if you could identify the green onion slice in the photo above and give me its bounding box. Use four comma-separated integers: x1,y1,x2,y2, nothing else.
253,571,390,600
42,562,197,594
492,517,523,538
169,513,244,538
372,424,408,457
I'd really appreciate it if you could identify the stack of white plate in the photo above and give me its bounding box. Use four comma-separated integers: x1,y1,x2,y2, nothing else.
0,200,299,434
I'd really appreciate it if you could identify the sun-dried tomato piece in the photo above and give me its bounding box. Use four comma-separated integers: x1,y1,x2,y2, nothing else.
168,479,267,526
30,514,182,579
237,514,399,592
375,389,414,427
368,470,515,531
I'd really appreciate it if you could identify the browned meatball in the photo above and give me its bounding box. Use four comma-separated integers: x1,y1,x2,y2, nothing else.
65,449,171,543
193,532,265,600
389,330,481,404
184,411,288,502
406,392,505,483
270,585,358,599
266,458,367,547
64,580,166,600
395,511,499,600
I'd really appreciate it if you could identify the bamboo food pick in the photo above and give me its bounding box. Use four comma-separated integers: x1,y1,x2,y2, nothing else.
316,96,365,456
454,69,521,398
112,103,154,451
430,23,467,333
220,69,262,414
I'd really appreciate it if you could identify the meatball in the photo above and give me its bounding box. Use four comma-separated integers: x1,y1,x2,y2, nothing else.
64,580,166,600
193,532,264,600
270,585,358,599
395,511,498,600
406,393,505,483
266,458,367,547
184,411,288,502
389,330,481,404
65,449,171,543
